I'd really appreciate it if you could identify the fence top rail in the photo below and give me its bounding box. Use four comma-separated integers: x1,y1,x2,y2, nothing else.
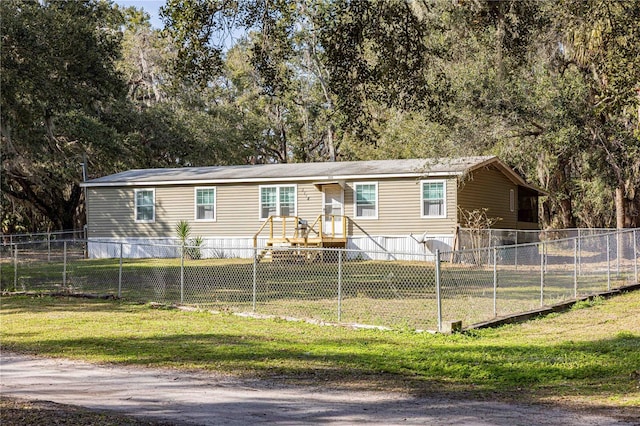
2,229,83,238
6,228,636,255
4,227,634,239
8,239,88,247
458,226,640,234
15,238,438,259
444,227,638,257
7,238,178,248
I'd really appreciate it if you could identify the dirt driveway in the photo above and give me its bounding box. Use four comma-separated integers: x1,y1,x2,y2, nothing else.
0,353,636,426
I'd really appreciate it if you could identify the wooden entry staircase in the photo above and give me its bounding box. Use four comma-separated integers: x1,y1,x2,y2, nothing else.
253,215,347,262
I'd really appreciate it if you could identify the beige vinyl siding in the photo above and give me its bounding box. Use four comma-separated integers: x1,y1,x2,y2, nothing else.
87,182,324,239
87,186,196,238
345,177,458,236
87,178,457,239
457,166,518,229
87,187,133,238
196,183,257,236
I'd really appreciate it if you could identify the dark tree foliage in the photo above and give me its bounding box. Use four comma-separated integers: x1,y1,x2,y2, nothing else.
3,0,639,233
316,0,450,140
161,0,451,143
1,0,131,231
160,0,235,87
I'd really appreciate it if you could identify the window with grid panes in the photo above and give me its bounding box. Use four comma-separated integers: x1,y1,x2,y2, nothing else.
260,185,296,219
422,181,446,217
279,186,295,216
195,188,215,220
135,189,155,222
355,183,377,218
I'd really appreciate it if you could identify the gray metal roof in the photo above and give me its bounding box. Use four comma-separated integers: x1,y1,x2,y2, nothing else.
82,156,514,187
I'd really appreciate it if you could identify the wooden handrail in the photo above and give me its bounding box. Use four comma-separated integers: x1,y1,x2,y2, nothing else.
253,216,274,248
308,215,347,238
309,215,322,237
253,215,305,247
342,214,347,236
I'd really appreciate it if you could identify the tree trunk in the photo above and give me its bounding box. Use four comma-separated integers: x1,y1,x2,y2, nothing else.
279,121,287,163
559,198,575,228
631,192,640,228
327,125,336,161
614,184,633,260
67,184,84,230
615,185,625,229
495,7,506,81
541,198,552,228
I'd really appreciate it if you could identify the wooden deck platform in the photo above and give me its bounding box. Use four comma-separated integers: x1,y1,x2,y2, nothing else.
266,237,347,247
254,215,348,261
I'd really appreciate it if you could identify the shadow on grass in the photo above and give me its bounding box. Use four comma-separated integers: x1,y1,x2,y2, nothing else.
2,295,639,416
0,296,143,315
6,330,639,398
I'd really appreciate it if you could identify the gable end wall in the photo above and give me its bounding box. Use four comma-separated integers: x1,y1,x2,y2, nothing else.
457,166,518,229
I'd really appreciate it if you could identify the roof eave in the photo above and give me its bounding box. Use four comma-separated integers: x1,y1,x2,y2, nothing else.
79,170,464,188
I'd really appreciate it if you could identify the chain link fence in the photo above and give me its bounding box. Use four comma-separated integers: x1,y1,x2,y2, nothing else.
1,229,86,246
440,229,639,328
2,229,638,331
457,227,615,249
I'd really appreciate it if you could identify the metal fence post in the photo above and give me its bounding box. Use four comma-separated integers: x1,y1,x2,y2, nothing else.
487,229,492,266
180,245,185,304
493,247,497,317
118,243,123,298
435,249,442,332
514,232,518,270
338,249,343,323
615,230,620,278
47,232,51,262
606,234,611,291
13,244,18,290
634,229,638,284
63,241,67,288
577,229,582,276
540,241,544,306
573,238,578,298
252,248,257,312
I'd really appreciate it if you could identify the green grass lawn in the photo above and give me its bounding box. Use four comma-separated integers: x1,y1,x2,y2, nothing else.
1,291,639,413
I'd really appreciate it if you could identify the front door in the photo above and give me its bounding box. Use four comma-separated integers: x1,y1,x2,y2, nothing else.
323,185,344,236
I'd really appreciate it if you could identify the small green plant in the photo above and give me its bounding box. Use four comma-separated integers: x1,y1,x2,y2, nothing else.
189,236,204,260
175,220,203,260
176,220,191,246
571,296,605,310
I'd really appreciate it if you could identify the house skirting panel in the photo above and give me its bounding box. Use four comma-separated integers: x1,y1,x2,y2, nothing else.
87,235,454,261
346,235,454,261
87,237,270,259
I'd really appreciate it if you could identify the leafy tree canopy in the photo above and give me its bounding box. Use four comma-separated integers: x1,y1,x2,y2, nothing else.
3,0,640,232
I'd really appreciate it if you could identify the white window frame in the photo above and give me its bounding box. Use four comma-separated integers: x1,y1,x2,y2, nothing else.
194,187,216,222
134,188,155,223
421,180,447,219
353,182,378,220
258,184,297,220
